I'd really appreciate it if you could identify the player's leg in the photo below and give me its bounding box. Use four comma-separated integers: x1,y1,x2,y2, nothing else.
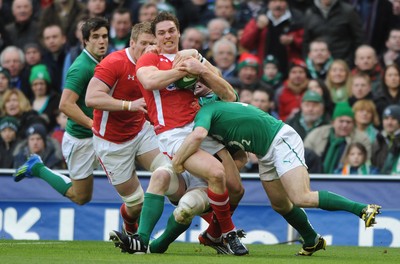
276,125,381,227
135,149,185,247
94,134,145,235
261,179,325,255
201,149,245,246
150,187,210,253
14,132,96,205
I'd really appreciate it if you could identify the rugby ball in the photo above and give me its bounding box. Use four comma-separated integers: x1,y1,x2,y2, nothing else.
175,75,198,89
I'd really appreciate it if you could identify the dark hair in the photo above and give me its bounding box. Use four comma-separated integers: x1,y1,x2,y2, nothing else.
151,11,180,35
381,63,400,97
309,78,334,116
345,142,368,164
81,17,110,45
112,7,131,19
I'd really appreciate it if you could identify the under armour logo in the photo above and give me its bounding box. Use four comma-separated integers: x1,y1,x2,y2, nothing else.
127,75,135,80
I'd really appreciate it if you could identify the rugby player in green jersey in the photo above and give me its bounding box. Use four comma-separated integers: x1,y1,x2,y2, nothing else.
172,101,381,256
14,17,109,205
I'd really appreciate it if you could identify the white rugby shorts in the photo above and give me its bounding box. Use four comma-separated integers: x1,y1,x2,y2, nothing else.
62,131,98,180
258,124,308,181
93,121,158,185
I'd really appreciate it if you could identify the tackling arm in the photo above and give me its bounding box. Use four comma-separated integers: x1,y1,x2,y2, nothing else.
59,89,93,129
172,127,209,173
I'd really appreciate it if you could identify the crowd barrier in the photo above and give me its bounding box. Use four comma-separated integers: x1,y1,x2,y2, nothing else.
1,169,399,247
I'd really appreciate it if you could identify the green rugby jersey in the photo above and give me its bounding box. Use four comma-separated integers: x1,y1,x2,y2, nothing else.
64,49,99,139
194,101,284,156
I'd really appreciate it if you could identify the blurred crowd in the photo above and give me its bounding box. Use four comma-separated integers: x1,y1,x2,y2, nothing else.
1,0,400,175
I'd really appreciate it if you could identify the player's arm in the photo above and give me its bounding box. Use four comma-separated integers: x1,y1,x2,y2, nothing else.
136,65,186,91
177,57,236,102
172,126,208,173
59,89,93,129
85,77,147,113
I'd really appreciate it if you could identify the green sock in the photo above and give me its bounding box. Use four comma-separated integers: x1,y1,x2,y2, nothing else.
32,163,72,196
138,193,165,245
149,214,190,253
283,206,318,247
318,190,366,216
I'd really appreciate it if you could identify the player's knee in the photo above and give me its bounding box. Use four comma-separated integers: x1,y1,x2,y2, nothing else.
150,153,179,195
228,182,244,198
206,165,225,185
120,186,144,207
173,189,209,225
73,193,92,205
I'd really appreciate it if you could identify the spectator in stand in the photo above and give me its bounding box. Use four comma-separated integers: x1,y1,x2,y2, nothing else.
213,0,242,31
0,67,11,112
334,142,378,175
261,54,282,91
380,28,400,68
1,88,45,140
286,90,330,140
109,8,132,52
212,38,238,81
349,0,394,56
352,45,382,95
306,38,333,80
238,87,253,104
5,0,40,50
277,59,309,122
51,110,67,147
19,43,43,99
0,116,20,168
240,0,304,77
288,0,314,13
307,78,334,117
304,102,371,174
0,16,12,53
138,2,159,23
236,0,267,26
374,64,400,119
372,105,400,175
174,0,214,30
180,27,206,54
13,123,65,169
41,24,67,93
39,0,85,48
302,0,364,67
29,64,60,131
236,52,269,91
390,0,400,27
348,73,374,107
251,88,278,119
0,46,25,92
204,18,230,60
85,0,108,19
352,99,380,144
325,59,351,103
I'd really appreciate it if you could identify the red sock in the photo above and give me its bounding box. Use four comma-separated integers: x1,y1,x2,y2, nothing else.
206,213,222,239
120,204,138,234
207,188,234,234
201,211,213,224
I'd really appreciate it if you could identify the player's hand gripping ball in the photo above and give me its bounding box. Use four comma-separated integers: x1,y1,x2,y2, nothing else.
175,75,198,89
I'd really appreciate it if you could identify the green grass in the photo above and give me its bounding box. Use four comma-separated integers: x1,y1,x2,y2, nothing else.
0,240,398,264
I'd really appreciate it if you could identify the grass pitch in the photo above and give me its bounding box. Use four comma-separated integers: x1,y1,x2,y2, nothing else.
1,240,398,264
